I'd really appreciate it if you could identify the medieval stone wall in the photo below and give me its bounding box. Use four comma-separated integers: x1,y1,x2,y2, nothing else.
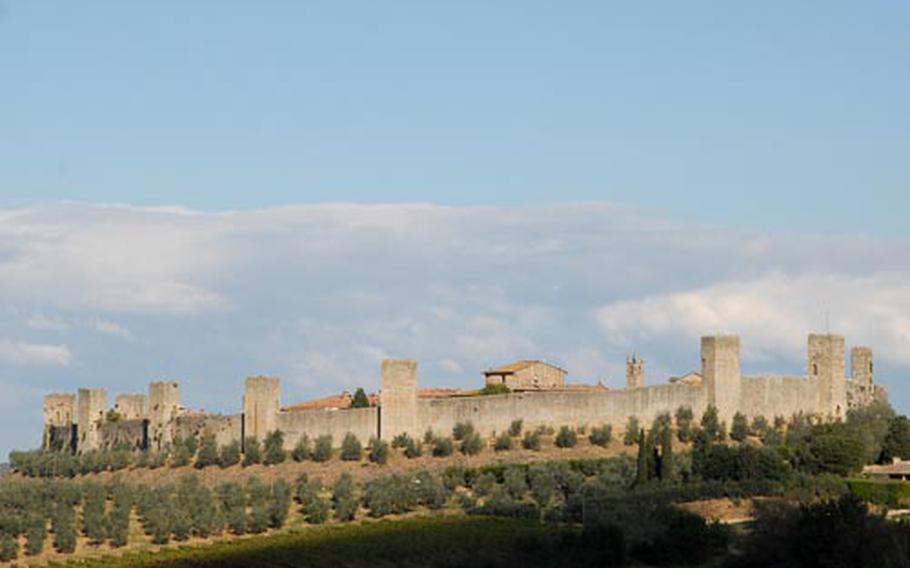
416,382,707,439
740,376,819,420
174,414,242,448
99,419,146,450
276,407,378,449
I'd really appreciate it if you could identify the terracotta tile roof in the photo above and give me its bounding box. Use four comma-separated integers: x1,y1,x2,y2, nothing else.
283,391,379,412
484,360,567,375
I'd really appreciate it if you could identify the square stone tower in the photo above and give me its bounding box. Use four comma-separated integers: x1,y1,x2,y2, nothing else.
148,382,180,451
809,334,847,419
701,335,741,424
43,393,75,449
243,376,281,442
77,388,108,453
626,355,645,389
379,359,418,440
851,346,874,386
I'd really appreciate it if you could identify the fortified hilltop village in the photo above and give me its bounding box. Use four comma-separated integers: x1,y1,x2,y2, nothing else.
41,332,888,456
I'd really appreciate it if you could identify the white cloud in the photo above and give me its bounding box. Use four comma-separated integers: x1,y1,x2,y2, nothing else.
90,319,133,339
26,314,70,331
1,201,910,458
596,271,910,367
0,339,72,367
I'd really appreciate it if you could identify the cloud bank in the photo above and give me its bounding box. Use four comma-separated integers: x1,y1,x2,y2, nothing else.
0,202,907,457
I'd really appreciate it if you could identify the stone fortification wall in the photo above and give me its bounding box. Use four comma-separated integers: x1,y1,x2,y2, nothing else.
99,419,146,450
114,394,147,420
417,383,706,439
740,376,819,420
46,425,75,453
174,414,243,448
276,407,378,449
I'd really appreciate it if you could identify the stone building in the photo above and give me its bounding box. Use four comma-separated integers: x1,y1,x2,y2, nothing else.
41,331,888,455
483,360,567,390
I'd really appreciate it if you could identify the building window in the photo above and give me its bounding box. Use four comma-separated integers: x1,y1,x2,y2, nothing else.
812,363,818,376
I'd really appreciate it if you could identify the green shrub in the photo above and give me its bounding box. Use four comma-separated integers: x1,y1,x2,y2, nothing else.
218,482,246,535
528,465,559,507
847,479,910,508
333,473,358,521
555,426,578,448
494,432,513,451
108,484,133,547
731,412,749,442
242,437,262,467
508,419,524,437
82,481,108,543
219,441,241,467
404,437,423,459
480,383,511,396
364,475,418,518
313,435,333,462
171,436,195,467
589,424,612,447
246,477,271,534
263,430,287,465
0,533,18,562
675,407,695,443
460,432,485,455
340,433,363,461
522,431,541,451
414,470,448,509
25,515,47,555
196,433,219,469
453,422,475,441
701,405,724,441
624,416,640,446
472,472,498,497
423,429,436,445
504,466,528,499
292,435,311,462
433,436,454,457
369,438,390,465
269,479,293,529
52,504,77,553
391,433,412,449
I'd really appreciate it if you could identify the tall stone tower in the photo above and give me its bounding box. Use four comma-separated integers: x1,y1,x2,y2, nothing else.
379,359,418,440
148,382,181,451
626,355,645,389
43,393,75,450
701,335,741,424
77,388,108,453
243,376,281,442
809,334,847,418
851,347,874,386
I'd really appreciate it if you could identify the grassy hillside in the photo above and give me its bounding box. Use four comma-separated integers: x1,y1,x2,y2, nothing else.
51,515,566,568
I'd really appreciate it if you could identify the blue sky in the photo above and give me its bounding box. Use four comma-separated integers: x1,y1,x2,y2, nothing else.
2,1,908,232
0,3,908,458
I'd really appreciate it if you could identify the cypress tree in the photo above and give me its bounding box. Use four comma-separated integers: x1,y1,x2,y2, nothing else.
351,388,371,408
635,428,649,485
660,425,675,481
